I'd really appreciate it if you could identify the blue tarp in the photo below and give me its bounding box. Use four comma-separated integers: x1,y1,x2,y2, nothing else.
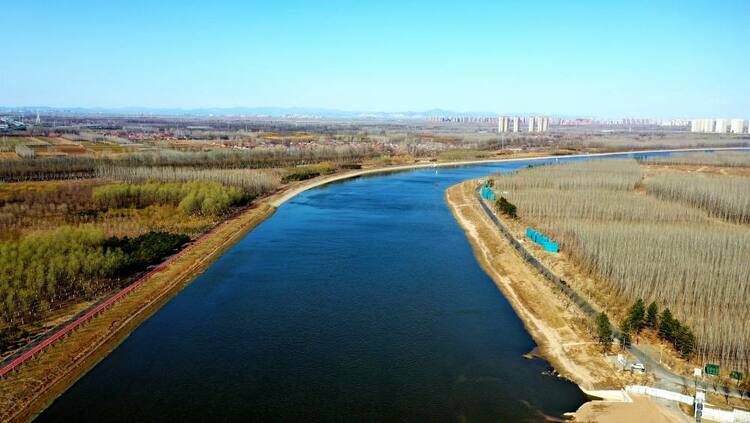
526,227,559,253
480,186,495,201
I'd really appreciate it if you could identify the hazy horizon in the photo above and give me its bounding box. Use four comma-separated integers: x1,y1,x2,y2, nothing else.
2,0,749,119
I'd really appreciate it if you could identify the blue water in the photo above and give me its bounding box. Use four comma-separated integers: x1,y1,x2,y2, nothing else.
35,152,691,422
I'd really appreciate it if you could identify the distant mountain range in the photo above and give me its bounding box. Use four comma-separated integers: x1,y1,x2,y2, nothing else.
0,106,548,119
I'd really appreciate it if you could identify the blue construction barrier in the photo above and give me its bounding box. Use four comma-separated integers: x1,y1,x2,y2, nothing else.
480,186,495,201
526,227,559,253
480,181,496,201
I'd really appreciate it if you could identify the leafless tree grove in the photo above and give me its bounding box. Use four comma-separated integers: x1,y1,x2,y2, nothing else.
493,159,750,370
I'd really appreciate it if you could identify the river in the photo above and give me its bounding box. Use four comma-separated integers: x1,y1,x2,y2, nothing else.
35,152,682,422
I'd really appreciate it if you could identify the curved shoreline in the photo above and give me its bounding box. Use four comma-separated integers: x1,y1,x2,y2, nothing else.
271,146,749,207
3,146,748,422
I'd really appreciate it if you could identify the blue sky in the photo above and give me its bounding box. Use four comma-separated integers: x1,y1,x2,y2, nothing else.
1,0,749,118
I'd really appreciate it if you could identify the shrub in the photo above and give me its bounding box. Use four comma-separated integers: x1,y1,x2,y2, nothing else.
495,197,517,218
281,162,337,183
103,231,190,275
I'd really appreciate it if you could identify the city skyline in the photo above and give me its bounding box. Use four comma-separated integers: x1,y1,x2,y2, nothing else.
2,1,749,118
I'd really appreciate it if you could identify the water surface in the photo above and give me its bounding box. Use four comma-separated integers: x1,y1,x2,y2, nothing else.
37,153,684,422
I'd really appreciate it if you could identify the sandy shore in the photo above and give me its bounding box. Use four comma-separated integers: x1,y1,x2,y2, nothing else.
3,147,743,421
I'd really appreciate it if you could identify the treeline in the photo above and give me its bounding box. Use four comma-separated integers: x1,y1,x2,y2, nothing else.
642,152,750,168
97,166,282,199
0,157,97,182
0,145,378,183
619,299,696,357
102,231,190,276
495,159,642,191
0,182,95,214
501,188,705,223
281,162,337,183
0,182,98,239
494,159,750,368
0,227,189,345
555,220,750,365
93,181,247,216
99,145,377,169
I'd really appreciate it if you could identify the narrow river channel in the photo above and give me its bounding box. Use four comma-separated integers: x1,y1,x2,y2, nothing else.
36,152,681,422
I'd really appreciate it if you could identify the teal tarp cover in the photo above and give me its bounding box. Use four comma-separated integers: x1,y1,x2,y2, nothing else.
526,227,558,253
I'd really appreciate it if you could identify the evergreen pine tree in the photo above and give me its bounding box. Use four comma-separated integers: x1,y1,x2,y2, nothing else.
645,301,659,329
628,298,646,333
675,325,696,357
596,312,613,352
620,318,632,349
658,308,675,341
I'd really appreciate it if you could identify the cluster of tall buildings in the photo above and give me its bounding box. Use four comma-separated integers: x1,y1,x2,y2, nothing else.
498,116,549,133
690,119,748,134
427,116,496,123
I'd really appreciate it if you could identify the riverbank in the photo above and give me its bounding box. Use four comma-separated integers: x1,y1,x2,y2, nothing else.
2,147,746,421
445,181,628,389
444,181,695,422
